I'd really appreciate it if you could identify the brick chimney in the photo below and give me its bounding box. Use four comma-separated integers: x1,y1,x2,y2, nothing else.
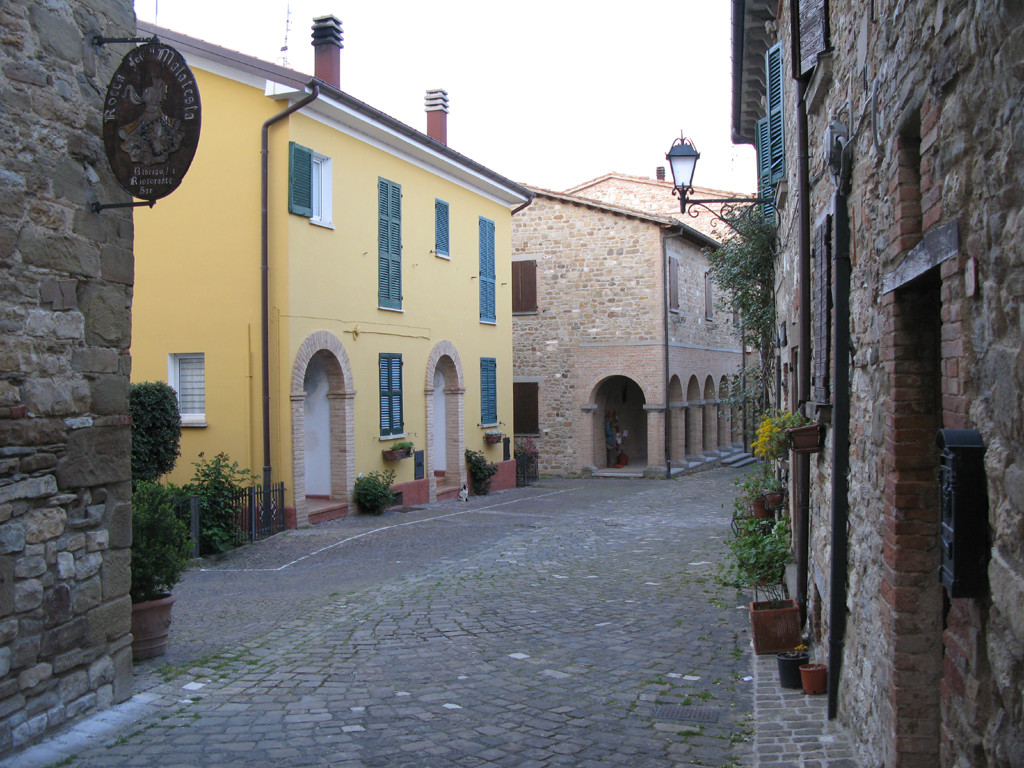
656,166,666,181
425,89,449,145
311,15,343,88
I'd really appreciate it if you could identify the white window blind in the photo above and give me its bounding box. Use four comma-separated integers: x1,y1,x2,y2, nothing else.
171,353,205,425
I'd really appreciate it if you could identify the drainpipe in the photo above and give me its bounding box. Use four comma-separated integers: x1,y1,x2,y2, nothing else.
663,233,672,479
828,190,851,720
260,84,320,500
794,74,812,630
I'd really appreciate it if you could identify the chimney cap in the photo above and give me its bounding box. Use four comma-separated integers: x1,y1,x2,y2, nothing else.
311,15,343,47
425,88,449,113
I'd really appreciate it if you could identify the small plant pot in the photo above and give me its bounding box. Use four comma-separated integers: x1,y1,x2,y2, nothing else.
751,496,770,519
775,652,809,688
382,448,412,461
799,663,828,694
484,434,503,445
763,491,784,507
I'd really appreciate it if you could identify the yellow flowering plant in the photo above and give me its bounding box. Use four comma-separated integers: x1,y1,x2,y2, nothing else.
752,411,811,461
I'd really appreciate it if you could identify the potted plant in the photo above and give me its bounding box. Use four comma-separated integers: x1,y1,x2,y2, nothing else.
483,428,503,445
722,516,800,654
353,469,397,514
761,475,785,508
776,643,809,689
800,662,828,694
382,440,414,461
752,410,811,462
130,482,192,660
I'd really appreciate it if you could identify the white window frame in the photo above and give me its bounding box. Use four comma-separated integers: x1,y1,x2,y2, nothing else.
310,152,333,228
169,353,206,427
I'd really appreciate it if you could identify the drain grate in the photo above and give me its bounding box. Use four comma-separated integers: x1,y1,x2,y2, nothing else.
652,704,722,723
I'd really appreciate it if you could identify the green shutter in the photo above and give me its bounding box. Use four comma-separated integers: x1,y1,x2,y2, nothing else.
766,42,786,183
755,116,776,219
479,217,495,322
481,357,497,425
289,142,313,217
378,178,402,309
379,354,403,435
435,199,450,256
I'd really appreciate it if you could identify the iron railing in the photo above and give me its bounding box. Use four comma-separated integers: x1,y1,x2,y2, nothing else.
516,454,539,487
176,482,286,555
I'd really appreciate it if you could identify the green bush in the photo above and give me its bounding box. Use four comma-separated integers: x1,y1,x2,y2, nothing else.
354,470,396,514
465,449,497,495
129,382,182,485
186,452,252,554
721,516,792,603
130,482,191,603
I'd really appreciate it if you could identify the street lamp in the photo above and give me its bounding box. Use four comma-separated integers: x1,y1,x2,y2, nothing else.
665,135,769,229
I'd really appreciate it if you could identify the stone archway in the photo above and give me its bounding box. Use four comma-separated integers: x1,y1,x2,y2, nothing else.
290,331,356,527
591,375,650,469
718,378,731,449
703,376,718,454
424,340,465,501
686,375,703,459
668,375,685,468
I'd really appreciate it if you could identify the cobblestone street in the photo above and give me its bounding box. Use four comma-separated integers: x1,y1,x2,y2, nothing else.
7,468,861,768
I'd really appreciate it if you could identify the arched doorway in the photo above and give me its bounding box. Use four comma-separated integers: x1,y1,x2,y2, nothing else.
594,375,647,468
703,376,718,454
424,341,465,501
290,332,355,527
718,378,731,449
668,375,684,467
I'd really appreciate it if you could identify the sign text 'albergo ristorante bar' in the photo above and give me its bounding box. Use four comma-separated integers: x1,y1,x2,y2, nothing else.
102,41,201,201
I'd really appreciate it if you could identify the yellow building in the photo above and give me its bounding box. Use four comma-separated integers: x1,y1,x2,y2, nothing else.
132,19,531,525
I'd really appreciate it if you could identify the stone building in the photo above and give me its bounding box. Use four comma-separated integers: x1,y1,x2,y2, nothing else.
0,0,136,756
733,1,1024,766
511,187,744,477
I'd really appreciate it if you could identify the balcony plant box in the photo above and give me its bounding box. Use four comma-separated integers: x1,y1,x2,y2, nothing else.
484,431,503,445
382,442,413,461
788,423,824,453
749,598,801,654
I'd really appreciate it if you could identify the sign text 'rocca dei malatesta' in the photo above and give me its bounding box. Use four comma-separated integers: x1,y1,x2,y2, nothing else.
102,40,201,201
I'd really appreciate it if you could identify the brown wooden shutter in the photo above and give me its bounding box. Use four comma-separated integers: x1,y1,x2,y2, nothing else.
512,260,537,312
798,0,830,76
513,382,539,434
812,216,832,403
705,272,714,320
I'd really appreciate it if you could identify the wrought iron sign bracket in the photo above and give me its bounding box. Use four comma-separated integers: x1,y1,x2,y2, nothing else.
675,190,770,234
90,199,156,213
91,35,158,47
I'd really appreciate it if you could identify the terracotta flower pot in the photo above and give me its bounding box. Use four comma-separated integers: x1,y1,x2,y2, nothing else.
749,599,801,654
131,594,176,660
484,434,503,445
763,491,784,507
800,663,828,694
789,423,824,453
751,496,770,519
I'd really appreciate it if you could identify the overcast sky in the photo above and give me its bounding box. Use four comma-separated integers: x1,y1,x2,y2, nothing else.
135,0,756,194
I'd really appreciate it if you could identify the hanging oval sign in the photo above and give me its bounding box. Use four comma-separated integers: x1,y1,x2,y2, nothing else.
102,41,201,201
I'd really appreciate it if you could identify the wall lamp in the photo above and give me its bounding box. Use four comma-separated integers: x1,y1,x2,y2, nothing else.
666,136,769,232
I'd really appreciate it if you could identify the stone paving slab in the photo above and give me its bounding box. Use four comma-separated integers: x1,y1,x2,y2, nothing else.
4,470,863,768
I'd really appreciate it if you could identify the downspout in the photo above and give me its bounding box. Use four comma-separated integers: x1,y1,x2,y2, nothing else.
828,189,851,720
794,75,812,629
260,83,320,499
663,232,672,479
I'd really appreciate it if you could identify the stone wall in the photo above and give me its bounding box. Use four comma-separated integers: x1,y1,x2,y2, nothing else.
512,191,742,476
758,2,1024,766
0,0,136,755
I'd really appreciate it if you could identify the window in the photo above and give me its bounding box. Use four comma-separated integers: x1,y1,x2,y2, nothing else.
512,260,537,313
704,271,714,320
668,256,680,312
479,217,495,322
288,142,332,226
513,382,539,434
435,199,449,258
480,357,497,425
379,353,403,436
378,178,402,310
169,353,205,427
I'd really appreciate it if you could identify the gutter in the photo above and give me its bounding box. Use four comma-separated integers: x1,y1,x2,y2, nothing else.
260,83,320,499
795,74,812,631
663,234,672,479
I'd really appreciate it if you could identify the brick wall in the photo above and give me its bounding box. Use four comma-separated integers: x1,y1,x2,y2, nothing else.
0,0,136,755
